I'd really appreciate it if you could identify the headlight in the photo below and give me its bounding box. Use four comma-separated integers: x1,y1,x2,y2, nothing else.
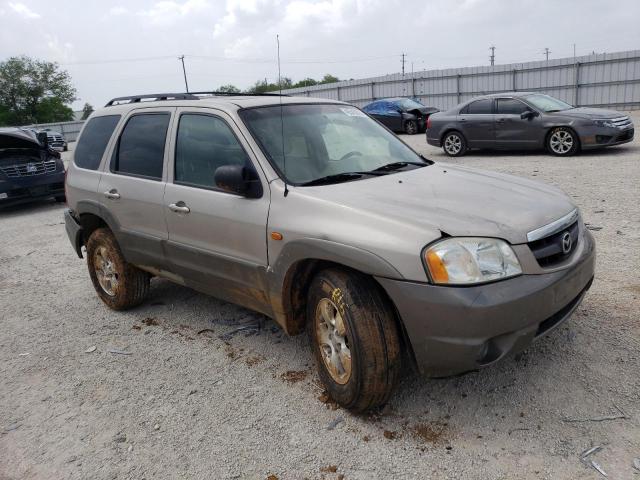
594,119,615,128
424,237,522,285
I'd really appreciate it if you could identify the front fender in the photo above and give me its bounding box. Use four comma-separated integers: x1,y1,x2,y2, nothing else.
267,238,404,333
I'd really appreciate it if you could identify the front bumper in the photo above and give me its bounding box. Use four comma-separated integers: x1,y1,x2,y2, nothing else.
0,171,65,204
64,209,84,258
377,231,595,376
578,125,634,149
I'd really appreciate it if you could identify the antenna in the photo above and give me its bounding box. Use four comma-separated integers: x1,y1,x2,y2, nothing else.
277,34,288,197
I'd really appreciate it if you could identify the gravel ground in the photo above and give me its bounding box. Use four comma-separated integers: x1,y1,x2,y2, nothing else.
1,113,639,480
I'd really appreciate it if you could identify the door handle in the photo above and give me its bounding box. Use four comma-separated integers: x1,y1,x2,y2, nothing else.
168,202,190,214
103,190,120,200
459,118,466,122
497,118,506,123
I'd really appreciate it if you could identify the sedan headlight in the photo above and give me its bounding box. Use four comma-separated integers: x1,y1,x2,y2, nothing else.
424,237,522,285
594,119,615,128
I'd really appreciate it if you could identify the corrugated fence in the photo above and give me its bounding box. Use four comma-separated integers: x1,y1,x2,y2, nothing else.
283,49,640,111
26,120,85,142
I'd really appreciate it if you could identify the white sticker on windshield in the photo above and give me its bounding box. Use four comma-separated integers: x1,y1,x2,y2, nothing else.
340,107,367,118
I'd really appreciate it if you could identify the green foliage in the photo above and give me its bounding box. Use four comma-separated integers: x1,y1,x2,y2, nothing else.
0,55,76,126
81,102,94,120
217,84,240,93
246,74,340,93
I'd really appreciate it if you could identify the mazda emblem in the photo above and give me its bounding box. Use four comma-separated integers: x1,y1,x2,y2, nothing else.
561,231,572,254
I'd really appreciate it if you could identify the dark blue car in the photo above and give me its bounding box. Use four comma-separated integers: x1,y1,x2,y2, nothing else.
0,128,66,206
362,97,439,135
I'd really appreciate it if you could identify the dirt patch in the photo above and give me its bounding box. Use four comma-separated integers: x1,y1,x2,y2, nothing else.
318,390,340,410
245,355,265,366
383,430,397,440
142,317,159,326
411,421,449,444
280,370,308,383
320,465,338,473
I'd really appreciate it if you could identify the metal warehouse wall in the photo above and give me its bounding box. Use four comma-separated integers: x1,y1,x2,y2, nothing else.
283,49,640,111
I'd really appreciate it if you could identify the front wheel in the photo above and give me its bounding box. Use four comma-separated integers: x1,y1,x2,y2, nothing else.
86,228,150,310
442,131,467,156
547,127,579,156
307,268,401,412
404,120,418,135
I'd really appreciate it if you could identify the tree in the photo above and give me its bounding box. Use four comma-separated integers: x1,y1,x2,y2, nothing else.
217,84,240,93
320,74,340,84
81,103,94,120
0,55,76,126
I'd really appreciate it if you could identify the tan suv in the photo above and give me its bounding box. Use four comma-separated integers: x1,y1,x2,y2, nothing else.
65,92,595,412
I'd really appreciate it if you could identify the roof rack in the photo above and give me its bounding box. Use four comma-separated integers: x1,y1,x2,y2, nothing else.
188,91,290,97
105,93,199,107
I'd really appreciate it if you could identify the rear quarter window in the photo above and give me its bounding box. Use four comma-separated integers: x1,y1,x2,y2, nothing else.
74,115,121,170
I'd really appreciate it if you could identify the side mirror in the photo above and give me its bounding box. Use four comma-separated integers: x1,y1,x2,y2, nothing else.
214,164,263,198
520,110,538,120
37,131,48,147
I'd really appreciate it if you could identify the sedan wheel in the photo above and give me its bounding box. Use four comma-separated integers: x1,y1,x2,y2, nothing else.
404,120,418,135
547,127,579,156
443,131,466,157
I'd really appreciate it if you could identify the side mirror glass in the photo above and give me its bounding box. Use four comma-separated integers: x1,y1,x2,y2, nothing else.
37,131,48,147
214,164,263,198
521,110,538,120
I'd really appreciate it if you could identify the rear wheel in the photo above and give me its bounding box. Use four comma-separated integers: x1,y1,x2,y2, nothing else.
546,127,579,156
307,268,401,412
404,120,418,135
86,228,149,310
442,131,467,156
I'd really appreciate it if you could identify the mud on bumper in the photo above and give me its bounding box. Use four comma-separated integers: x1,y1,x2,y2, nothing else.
376,232,596,377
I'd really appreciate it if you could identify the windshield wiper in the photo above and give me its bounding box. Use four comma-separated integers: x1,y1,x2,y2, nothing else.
371,161,428,172
299,171,382,186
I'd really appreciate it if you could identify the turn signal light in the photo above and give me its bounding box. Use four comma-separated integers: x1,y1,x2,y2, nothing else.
425,250,449,283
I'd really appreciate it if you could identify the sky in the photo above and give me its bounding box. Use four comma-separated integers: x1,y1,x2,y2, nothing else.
1,0,639,110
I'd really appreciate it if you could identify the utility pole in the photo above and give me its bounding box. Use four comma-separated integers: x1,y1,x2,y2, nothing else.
401,53,406,76
178,55,189,92
573,43,576,60
489,45,495,66
543,47,551,61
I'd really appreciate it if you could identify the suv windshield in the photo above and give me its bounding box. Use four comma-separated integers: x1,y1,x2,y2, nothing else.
524,94,573,112
396,98,424,110
240,104,427,185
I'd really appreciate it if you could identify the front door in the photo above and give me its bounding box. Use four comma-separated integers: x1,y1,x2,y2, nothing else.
97,108,173,268
494,98,541,149
163,108,272,314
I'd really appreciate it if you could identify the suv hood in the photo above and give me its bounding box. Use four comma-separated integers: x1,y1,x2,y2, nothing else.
0,128,43,150
303,163,575,245
551,107,626,120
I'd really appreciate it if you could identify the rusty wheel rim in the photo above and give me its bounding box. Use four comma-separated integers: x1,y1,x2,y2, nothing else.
315,298,352,385
93,245,119,297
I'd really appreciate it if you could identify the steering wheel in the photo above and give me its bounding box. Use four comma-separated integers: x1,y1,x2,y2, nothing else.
338,151,363,162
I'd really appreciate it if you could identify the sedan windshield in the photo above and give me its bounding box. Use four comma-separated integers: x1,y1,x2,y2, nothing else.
396,98,425,110
524,94,574,112
240,104,428,185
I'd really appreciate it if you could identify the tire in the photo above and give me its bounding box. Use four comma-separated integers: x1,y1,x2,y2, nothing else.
86,228,150,310
442,130,467,156
404,120,418,135
307,268,401,412
546,127,580,156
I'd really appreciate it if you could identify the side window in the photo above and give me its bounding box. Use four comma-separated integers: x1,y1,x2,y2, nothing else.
74,115,121,170
112,113,170,179
465,99,493,114
497,99,529,115
174,114,250,189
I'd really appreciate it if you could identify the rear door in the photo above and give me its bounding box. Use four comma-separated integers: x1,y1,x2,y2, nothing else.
494,98,541,149
163,108,271,314
457,98,495,148
97,107,173,268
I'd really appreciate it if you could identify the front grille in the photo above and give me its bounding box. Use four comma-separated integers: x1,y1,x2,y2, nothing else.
528,221,579,267
609,116,632,128
0,160,57,178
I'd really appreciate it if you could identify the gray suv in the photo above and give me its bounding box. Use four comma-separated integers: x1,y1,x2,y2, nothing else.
427,92,634,156
64,93,595,412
